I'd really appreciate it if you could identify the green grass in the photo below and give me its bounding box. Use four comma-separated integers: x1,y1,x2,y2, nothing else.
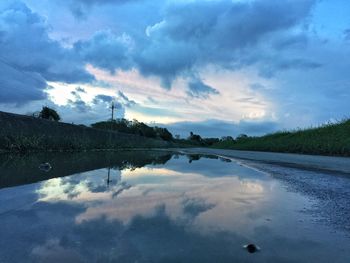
212,119,350,156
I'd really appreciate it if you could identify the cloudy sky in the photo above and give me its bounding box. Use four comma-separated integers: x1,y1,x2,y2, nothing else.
0,0,349,137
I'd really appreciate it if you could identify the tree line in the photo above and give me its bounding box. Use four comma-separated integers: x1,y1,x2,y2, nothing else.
31,106,247,145
91,119,174,141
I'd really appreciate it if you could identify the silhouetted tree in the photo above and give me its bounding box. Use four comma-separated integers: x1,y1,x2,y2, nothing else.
154,127,173,141
39,106,61,121
188,131,202,142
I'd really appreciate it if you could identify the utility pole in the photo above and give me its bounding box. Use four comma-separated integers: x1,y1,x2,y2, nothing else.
109,102,115,147
111,101,115,121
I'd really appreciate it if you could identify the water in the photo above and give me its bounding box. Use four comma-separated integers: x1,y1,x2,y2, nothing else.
0,150,349,263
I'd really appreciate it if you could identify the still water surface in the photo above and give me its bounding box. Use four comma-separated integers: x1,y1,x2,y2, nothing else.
0,151,349,262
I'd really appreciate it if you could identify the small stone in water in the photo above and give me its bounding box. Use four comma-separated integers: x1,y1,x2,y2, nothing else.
244,244,260,253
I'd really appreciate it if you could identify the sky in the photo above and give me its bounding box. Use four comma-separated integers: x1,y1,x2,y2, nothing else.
0,0,349,138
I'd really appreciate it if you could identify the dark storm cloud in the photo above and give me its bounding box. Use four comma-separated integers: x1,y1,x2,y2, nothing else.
272,33,309,50
92,92,135,108
0,2,94,104
74,0,137,3
259,58,322,78
75,87,86,93
92,94,114,104
73,0,317,88
275,59,322,70
187,79,219,99
138,0,316,82
74,31,133,72
249,83,269,90
344,29,350,41
117,91,136,107
68,89,91,112
90,92,135,119
134,39,198,89
157,0,314,48
0,2,94,83
0,0,319,105
0,62,47,104
66,0,139,19
92,94,125,112
67,99,90,113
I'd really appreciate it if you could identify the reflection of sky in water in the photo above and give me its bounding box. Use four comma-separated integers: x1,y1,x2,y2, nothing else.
0,153,349,263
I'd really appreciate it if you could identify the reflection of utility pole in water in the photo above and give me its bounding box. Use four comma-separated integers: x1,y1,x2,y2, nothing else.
106,166,122,187
107,167,111,187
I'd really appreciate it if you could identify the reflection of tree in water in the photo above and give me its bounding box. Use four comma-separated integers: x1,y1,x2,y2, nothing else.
0,151,233,189
187,154,218,163
219,157,232,163
0,151,173,189
186,154,232,164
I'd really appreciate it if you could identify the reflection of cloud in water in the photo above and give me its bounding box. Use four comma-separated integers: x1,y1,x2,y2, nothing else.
27,205,329,263
182,197,216,218
36,178,85,201
30,208,252,263
112,181,132,198
35,164,270,231
73,166,271,235
240,181,264,194
121,166,189,178
2,152,350,262
32,239,84,263
36,168,124,202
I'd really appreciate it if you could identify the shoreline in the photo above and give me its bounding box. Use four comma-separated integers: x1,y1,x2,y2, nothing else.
2,146,350,174
0,147,180,155
174,147,350,174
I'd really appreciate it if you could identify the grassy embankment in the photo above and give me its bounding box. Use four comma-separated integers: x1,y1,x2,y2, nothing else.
213,119,350,156
0,111,173,152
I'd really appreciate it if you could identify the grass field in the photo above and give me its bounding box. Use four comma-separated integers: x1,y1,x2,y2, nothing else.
2,110,349,156
212,119,350,156
0,111,173,152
